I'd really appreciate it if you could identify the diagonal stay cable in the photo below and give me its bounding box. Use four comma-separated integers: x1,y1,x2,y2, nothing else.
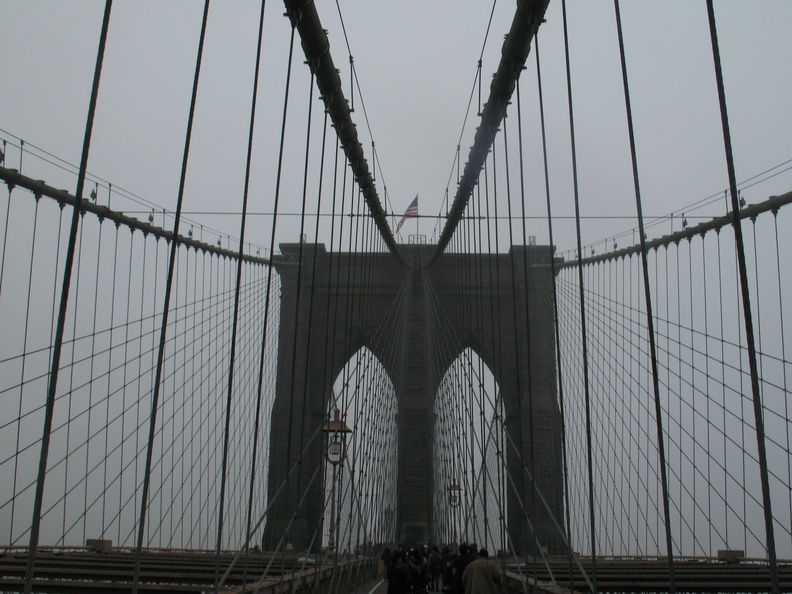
132,0,210,589
559,0,598,588
706,3,778,590
214,0,268,588
613,1,675,587
23,3,113,592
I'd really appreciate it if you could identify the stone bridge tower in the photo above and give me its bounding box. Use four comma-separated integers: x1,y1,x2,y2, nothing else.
262,243,564,555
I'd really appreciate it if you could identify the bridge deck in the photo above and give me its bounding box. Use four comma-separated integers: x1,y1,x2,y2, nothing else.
0,549,377,593
2,550,790,593
507,557,792,593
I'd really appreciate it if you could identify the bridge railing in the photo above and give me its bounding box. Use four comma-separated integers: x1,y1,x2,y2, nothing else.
0,546,378,593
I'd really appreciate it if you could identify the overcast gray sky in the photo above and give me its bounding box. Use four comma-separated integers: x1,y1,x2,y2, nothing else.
1,1,791,556
2,1,790,256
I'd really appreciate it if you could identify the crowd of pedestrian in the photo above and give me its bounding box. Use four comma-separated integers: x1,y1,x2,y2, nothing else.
380,541,501,594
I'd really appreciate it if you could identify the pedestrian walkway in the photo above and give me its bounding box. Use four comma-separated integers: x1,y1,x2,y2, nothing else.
352,578,386,593
353,579,448,594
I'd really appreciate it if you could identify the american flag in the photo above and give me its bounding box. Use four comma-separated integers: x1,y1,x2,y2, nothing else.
396,195,418,232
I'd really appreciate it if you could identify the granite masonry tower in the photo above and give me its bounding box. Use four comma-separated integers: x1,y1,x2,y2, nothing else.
262,242,564,554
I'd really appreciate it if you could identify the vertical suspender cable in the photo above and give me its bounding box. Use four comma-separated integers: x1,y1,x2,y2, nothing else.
317,134,341,459
700,233,713,555
0,180,13,301
705,3,778,591
613,2,675,589
503,112,539,579
104,223,121,540
483,156,498,540
285,66,317,551
305,111,329,430
500,119,532,566
560,2,597,589
247,19,298,554
715,230,729,542
133,1,210,589
532,38,574,559
83,203,108,544
284,63,318,549
687,237,696,549
513,80,537,564
771,211,790,543
750,222,764,385
215,1,267,590
12,197,41,546
23,3,113,591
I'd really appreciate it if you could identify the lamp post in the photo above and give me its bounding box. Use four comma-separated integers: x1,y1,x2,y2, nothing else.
384,506,394,542
447,482,462,508
448,482,462,544
323,409,352,552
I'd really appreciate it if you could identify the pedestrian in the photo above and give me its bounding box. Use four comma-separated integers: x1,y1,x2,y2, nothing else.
408,547,429,593
381,547,393,580
428,545,443,591
388,552,411,594
441,547,454,592
450,543,471,594
461,548,501,594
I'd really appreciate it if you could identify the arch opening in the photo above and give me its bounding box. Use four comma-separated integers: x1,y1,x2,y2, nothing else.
321,346,398,553
433,347,506,553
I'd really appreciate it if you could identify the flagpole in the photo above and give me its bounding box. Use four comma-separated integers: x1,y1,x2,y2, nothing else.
396,194,418,243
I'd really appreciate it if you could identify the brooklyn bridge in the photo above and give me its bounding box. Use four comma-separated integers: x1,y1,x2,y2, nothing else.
1,0,791,592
